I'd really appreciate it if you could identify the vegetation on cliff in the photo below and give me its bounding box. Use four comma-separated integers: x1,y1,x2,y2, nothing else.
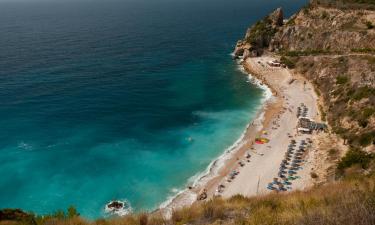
235,0,375,149
272,0,374,149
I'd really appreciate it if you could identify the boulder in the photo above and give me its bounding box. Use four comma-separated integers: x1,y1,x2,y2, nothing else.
243,49,250,59
233,46,245,58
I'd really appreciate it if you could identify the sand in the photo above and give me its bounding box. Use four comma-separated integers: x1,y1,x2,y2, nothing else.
221,56,320,198
160,55,322,217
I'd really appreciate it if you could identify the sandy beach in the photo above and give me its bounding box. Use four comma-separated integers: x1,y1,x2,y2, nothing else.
161,54,322,217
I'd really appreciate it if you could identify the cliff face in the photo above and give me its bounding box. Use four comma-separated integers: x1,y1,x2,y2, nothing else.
235,2,375,57
233,8,284,58
235,1,375,149
269,5,375,52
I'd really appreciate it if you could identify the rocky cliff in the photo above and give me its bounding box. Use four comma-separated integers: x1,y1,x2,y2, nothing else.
235,0,375,150
233,7,284,58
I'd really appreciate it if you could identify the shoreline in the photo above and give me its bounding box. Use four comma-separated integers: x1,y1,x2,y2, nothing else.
159,55,284,218
159,52,324,218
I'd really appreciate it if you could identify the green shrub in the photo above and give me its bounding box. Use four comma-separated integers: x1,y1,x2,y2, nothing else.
280,56,296,68
284,49,331,57
358,119,369,128
329,148,338,157
352,86,374,100
246,17,277,47
359,131,375,146
365,21,374,29
363,107,375,119
338,148,374,171
336,75,350,84
303,6,310,15
321,11,329,19
351,48,375,53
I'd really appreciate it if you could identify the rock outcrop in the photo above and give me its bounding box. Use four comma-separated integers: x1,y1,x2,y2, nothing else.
269,6,375,53
233,8,284,59
269,7,284,27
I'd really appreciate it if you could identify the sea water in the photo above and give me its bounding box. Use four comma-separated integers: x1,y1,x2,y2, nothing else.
0,0,307,218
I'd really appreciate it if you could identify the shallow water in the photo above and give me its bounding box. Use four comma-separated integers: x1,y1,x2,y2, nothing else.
0,0,307,218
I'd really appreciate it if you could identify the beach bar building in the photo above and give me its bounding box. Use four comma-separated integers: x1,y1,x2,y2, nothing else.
298,117,327,133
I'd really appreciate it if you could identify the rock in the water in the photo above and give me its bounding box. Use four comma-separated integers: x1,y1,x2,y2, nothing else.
233,7,285,58
107,201,124,209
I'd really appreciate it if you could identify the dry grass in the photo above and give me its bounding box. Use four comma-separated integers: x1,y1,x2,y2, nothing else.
2,172,375,225
168,173,375,225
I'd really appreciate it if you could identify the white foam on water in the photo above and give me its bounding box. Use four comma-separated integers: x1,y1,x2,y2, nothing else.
159,58,274,217
17,141,33,151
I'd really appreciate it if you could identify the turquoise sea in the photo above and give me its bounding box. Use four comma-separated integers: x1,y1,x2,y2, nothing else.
0,0,307,218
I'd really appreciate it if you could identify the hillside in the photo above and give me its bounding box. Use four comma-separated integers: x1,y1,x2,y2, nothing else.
235,0,375,150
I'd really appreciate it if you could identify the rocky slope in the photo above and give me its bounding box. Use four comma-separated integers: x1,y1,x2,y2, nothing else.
235,0,375,150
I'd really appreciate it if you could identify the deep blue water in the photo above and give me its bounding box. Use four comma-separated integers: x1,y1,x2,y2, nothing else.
0,0,307,218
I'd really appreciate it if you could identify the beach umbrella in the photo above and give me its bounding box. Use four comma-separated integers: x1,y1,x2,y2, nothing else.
283,181,292,185
267,186,276,190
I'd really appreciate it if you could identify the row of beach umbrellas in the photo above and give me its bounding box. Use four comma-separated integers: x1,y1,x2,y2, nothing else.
267,139,307,191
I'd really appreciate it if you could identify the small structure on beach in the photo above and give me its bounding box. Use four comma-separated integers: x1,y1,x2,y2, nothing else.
298,117,327,133
298,127,312,134
267,60,282,67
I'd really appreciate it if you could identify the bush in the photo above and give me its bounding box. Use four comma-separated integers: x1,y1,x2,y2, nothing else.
358,119,369,128
351,48,375,53
321,11,329,19
352,86,374,100
303,6,310,15
329,148,339,159
310,172,319,178
365,21,374,29
284,49,331,57
280,56,296,68
338,148,374,171
336,75,349,84
359,131,375,146
246,17,277,47
363,107,375,119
